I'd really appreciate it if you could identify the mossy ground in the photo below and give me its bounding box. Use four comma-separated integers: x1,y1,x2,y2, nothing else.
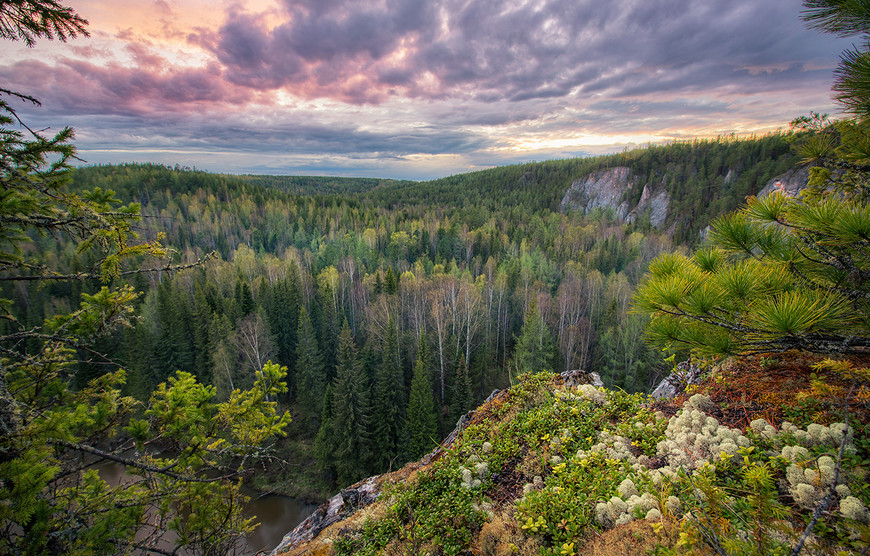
279,354,870,556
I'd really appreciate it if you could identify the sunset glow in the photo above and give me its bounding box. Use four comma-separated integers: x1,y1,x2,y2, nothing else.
1,0,853,179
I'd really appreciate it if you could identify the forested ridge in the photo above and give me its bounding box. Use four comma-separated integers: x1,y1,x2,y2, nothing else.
4,133,802,497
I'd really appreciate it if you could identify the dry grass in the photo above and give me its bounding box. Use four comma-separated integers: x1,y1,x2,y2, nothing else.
654,353,870,430
578,520,673,556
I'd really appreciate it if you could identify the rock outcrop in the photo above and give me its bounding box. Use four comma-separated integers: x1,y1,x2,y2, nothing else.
650,359,704,400
559,167,669,228
756,166,810,198
270,395,497,555
272,371,607,555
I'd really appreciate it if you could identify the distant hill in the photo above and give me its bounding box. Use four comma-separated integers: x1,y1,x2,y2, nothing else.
72,133,801,247
234,174,412,196
367,132,800,244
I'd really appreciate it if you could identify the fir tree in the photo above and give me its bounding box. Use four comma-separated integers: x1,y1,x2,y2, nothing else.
295,306,326,434
329,320,372,485
513,296,555,376
406,334,438,459
449,356,474,425
371,317,406,471
385,266,398,294
314,383,335,479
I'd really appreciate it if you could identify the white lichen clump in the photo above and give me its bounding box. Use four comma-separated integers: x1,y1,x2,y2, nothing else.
780,424,856,510
576,384,607,404
522,475,545,496
654,395,749,472
840,496,870,523
585,392,867,535
459,454,490,489
594,491,657,528
575,429,634,464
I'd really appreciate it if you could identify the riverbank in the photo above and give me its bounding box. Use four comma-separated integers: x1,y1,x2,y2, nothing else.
248,423,336,504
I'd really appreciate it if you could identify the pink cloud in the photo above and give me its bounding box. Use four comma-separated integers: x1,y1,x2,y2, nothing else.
1,54,256,117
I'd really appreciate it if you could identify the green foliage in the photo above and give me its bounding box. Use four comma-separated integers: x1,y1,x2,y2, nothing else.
295,306,325,433
371,317,406,470
1,359,291,554
406,336,438,459
0,2,293,551
512,297,555,376
325,321,372,485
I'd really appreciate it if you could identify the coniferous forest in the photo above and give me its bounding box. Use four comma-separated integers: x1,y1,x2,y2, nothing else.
6,134,798,496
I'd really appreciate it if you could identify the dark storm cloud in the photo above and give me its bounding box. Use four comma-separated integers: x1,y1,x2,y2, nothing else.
15,104,491,161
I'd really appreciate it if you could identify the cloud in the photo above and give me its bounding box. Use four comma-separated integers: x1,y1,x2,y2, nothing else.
0,0,854,179
197,0,848,105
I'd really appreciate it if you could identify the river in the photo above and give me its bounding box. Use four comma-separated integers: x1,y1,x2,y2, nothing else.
98,461,319,555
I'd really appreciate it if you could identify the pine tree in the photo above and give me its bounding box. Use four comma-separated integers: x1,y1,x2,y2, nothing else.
803,0,870,117
295,306,326,434
513,296,555,376
329,320,372,485
371,317,406,471
406,334,438,459
0,4,290,549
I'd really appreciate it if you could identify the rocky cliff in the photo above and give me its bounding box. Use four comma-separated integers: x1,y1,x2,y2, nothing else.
560,165,810,229
559,167,670,228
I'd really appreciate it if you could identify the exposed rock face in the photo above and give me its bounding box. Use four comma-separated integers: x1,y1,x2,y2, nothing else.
560,369,604,388
632,184,670,229
559,167,669,228
757,166,810,198
271,476,381,554
560,165,809,231
650,360,704,400
560,167,633,220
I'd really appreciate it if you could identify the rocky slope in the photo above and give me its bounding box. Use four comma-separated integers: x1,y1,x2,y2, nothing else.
271,360,870,556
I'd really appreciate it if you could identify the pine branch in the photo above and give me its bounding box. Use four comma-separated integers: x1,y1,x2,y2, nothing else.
51,439,243,483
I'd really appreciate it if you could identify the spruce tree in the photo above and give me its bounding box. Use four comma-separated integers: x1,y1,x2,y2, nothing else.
385,266,398,294
406,334,438,459
513,296,555,376
263,270,300,373
318,283,340,380
295,306,326,434
449,356,474,425
371,317,406,471
329,320,372,485
314,383,335,479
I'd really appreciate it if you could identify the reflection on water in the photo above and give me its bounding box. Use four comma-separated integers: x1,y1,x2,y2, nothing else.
98,461,319,554
242,486,319,554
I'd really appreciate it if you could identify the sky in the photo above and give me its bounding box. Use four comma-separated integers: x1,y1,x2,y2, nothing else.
1,0,856,180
